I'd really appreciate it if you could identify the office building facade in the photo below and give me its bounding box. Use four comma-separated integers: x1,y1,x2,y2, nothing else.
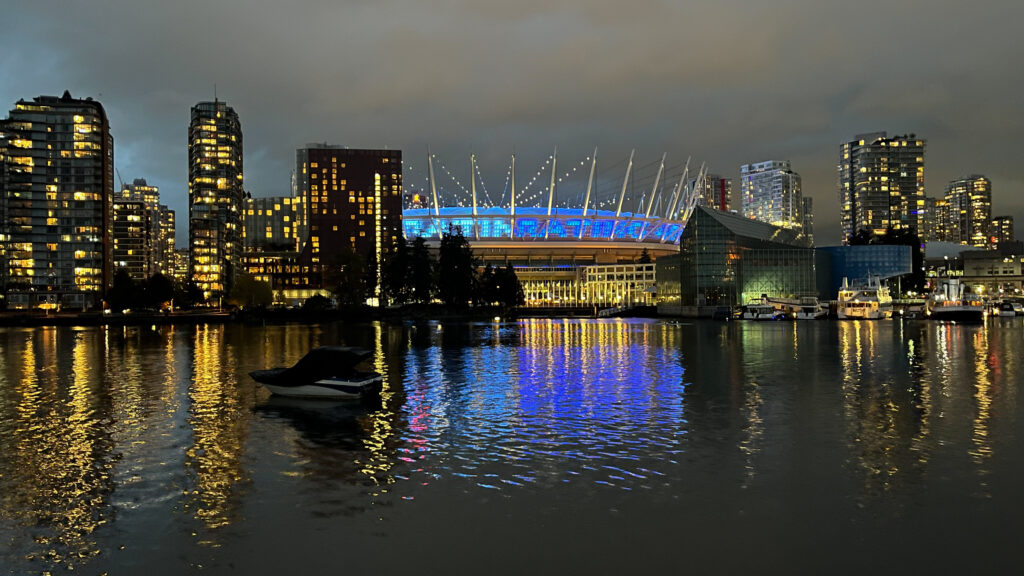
0,91,113,309
188,100,242,300
839,132,925,243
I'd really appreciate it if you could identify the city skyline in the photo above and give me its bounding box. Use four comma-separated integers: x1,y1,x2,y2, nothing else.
3,1,1023,247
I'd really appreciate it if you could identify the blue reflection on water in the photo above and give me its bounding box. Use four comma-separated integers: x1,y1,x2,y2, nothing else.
397,320,686,493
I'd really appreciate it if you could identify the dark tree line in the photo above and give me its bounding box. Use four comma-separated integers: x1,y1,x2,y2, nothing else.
380,226,524,309
106,270,181,311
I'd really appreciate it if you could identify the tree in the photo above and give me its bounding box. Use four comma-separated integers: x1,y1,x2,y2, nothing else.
302,294,333,312
478,264,497,306
409,236,435,304
638,248,652,264
144,273,175,308
173,281,204,310
227,272,273,309
323,246,369,306
382,235,412,305
494,264,525,309
106,269,137,311
437,225,477,308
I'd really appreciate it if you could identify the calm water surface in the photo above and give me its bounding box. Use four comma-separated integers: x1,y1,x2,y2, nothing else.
1,318,1022,574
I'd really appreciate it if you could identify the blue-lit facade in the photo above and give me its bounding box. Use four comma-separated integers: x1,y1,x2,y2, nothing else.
402,207,682,307
402,207,684,245
815,244,912,299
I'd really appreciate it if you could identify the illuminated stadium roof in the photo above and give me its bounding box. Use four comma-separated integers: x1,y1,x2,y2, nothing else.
403,207,685,245
402,149,708,248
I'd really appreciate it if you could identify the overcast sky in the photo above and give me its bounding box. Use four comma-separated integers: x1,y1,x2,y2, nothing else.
3,0,1022,246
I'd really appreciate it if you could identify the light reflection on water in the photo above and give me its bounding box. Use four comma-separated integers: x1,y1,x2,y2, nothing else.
0,318,1023,573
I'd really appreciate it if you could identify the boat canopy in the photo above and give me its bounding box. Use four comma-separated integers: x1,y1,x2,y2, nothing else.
282,346,373,380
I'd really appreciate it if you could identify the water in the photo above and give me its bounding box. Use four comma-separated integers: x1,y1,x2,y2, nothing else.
0,318,1022,574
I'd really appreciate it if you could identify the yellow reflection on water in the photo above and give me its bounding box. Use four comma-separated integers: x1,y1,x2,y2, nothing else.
838,320,907,493
969,330,993,475
356,322,400,495
185,325,247,535
0,329,112,570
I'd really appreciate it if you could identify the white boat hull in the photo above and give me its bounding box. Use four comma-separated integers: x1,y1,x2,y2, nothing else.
260,375,382,399
795,310,827,320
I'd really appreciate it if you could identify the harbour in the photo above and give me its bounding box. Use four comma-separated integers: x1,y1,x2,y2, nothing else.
2,318,1023,574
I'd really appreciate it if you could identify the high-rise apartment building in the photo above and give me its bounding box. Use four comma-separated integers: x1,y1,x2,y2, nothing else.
695,173,733,212
115,178,175,279
112,198,151,280
740,160,804,233
839,132,925,243
944,175,991,248
801,197,814,246
991,215,1014,246
0,91,113,309
295,145,402,295
188,100,242,300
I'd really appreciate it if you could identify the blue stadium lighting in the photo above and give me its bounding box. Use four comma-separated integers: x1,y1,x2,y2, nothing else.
401,207,686,244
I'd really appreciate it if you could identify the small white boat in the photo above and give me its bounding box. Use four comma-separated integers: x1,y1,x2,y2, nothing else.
250,346,383,399
795,297,827,320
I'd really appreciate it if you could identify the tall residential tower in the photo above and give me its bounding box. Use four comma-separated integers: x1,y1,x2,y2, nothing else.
839,132,925,243
944,175,991,248
188,100,242,300
0,91,113,309
740,160,805,234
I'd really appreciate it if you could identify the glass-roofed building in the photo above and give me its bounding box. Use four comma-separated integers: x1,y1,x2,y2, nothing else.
657,206,815,312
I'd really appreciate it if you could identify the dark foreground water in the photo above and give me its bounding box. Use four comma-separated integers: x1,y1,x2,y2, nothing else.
1,318,1022,574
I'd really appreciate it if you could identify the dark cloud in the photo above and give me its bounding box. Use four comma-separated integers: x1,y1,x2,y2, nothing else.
3,0,1022,245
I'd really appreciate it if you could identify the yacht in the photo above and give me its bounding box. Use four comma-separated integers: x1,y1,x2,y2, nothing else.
926,279,984,322
795,297,827,320
250,346,383,399
836,276,893,319
741,302,781,320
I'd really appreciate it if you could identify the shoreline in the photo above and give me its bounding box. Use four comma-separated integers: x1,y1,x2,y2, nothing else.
0,305,657,328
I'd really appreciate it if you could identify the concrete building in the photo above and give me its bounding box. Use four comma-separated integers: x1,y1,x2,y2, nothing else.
839,132,925,243
0,91,113,310
944,175,991,248
188,100,243,301
740,160,804,233
295,145,403,295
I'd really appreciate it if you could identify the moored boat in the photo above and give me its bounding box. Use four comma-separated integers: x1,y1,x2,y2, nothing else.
795,297,827,320
836,276,893,319
741,303,781,320
926,279,984,322
250,346,383,399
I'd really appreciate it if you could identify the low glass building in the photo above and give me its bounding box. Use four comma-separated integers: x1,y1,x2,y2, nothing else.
815,244,912,299
657,206,815,309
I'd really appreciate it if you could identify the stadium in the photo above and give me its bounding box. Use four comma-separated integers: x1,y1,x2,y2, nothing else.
402,149,705,307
